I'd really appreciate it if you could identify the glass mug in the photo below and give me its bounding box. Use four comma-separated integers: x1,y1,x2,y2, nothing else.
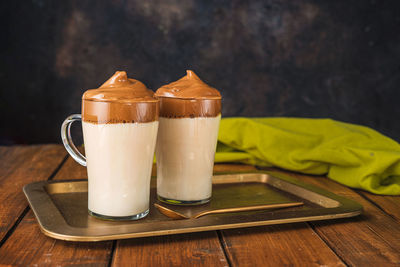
61,71,159,220
61,112,158,221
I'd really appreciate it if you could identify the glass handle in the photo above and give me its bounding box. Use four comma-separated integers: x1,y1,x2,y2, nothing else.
61,114,87,167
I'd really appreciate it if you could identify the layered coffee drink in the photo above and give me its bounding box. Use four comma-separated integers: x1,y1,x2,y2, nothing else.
82,71,158,219
155,70,221,204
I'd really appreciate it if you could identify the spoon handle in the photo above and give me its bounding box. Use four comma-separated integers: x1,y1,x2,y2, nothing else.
194,202,304,219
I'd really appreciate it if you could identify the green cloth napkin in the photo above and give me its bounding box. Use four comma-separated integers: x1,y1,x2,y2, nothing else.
215,117,400,195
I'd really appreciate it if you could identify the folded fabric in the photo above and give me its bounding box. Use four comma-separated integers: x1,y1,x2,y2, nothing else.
215,117,400,195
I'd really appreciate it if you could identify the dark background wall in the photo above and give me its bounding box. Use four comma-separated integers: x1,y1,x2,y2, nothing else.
1,0,400,144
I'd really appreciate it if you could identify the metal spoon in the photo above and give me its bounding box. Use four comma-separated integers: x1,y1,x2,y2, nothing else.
154,202,304,220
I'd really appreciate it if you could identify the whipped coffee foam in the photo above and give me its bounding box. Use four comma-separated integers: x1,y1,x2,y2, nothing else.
155,70,221,100
155,70,221,118
83,71,159,124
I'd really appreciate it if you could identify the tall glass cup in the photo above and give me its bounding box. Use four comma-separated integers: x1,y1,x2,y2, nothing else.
156,97,221,205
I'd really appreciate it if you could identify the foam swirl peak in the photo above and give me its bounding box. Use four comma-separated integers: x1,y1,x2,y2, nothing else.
155,70,221,100
83,71,157,103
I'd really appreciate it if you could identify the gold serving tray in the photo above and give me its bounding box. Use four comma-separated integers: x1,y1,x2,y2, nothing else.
23,170,362,242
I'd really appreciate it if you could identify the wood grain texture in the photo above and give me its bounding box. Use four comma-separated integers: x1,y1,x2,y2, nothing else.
221,223,345,267
53,150,87,180
359,192,400,223
280,170,400,266
0,152,113,266
112,232,229,267
0,145,66,241
0,210,112,266
2,148,399,267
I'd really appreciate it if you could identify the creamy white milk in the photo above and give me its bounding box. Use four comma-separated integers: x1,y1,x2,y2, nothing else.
82,121,158,217
156,115,220,202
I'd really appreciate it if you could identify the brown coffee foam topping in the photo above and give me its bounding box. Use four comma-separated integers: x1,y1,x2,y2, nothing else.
155,70,221,118
158,97,220,118
82,71,159,124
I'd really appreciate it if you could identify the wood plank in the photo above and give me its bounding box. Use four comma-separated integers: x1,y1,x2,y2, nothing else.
0,146,36,178
0,153,113,266
272,169,400,266
0,145,66,242
359,192,400,223
0,210,112,266
52,148,87,180
112,232,229,267
221,223,345,267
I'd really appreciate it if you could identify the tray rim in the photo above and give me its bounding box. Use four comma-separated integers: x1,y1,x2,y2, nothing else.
23,170,363,242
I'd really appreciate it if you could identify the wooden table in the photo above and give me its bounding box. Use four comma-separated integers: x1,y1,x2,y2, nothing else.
0,144,399,266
